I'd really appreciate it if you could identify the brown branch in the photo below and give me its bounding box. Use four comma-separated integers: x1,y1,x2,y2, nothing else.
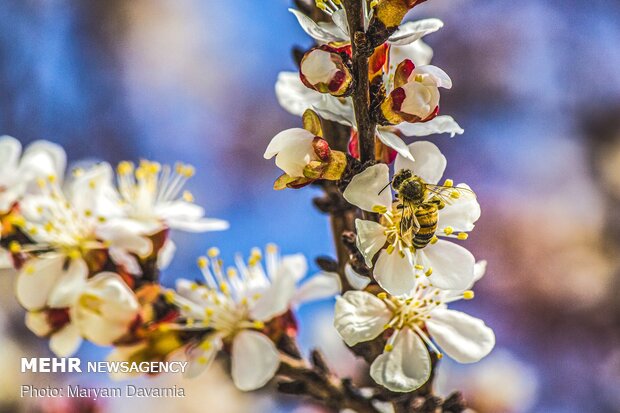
343,0,376,164
277,350,380,413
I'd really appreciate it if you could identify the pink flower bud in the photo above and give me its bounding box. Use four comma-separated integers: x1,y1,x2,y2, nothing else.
300,46,353,97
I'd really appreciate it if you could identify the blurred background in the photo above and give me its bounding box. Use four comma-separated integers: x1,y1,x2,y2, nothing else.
1,0,620,412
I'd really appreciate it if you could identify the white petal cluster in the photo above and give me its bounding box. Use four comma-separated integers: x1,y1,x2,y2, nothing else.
25,272,140,356
0,136,66,214
276,8,463,161
1,139,228,357
335,262,494,392
170,244,340,391
343,141,480,295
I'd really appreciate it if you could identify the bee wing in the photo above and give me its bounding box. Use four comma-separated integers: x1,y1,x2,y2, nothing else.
399,201,419,246
426,184,476,205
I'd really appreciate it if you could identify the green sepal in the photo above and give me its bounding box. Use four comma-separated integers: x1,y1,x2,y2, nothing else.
321,150,347,181
303,109,323,137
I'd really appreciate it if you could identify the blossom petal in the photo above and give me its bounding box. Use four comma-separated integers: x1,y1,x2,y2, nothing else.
280,254,308,282
25,311,52,336
68,162,115,214
274,72,354,125
414,65,452,89
355,219,388,267
157,239,177,270
250,260,299,321
395,116,463,138
157,201,229,233
293,271,341,305
185,335,223,379
0,248,13,269
97,221,153,257
20,140,67,182
330,9,349,37
289,9,343,43
376,129,415,162
370,329,431,392
49,323,82,357
47,258,88,308
334,291,391,346
264,128,316,177
394,141,446,185
345,264,371,290
73,273,140,346
343,164,392,212
374,249,416,296
389,40,433,70
168,217,230,233
426,309,495,363
0,136,22,172
417,240,475,290
16,254,65,310
437,184,480,233
473,260,487,283
231,330,280,391
388,19,444,45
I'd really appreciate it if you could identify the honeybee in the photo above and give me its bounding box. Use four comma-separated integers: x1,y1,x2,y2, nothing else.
385,169,476,249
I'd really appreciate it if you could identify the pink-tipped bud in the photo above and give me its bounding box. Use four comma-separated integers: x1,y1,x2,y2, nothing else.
300,46,353,97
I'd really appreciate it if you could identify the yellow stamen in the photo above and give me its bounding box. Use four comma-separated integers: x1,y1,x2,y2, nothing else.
8,241,21,253
463,290,475,300
372,205,388,214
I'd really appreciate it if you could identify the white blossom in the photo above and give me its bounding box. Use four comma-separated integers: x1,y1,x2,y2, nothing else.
24,272,140,356
171,244,340,391
264,128,321,177
343,141,480,294
277,14,461,160
109,160,229,234
0,137,66,214
15,163,151,310
72,272,141,346
334,262,494,392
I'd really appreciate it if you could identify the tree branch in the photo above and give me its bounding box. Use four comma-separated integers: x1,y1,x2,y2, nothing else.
343,0,376,164
277,350,380,413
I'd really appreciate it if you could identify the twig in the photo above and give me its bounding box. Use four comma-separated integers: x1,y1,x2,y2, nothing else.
277,350,380,413
343,0,376,164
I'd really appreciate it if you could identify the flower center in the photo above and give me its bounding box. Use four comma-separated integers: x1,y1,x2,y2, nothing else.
377,286,474,356
116,160,195,220
17,175,103,255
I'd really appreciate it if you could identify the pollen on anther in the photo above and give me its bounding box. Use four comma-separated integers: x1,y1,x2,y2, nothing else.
463,290,475,300
182,191,194,202
377,292,387,300
207,247,220,258
253,321,265,330
457,232,468,240
372,205,388,214
8,241,21,253
197,256,208,269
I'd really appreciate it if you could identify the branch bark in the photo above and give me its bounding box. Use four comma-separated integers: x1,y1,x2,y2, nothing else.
277,350,380,413
343,0,376,164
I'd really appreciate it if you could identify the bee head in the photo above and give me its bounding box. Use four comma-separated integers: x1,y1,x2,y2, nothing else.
394,171,426,203
392,169,414,190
